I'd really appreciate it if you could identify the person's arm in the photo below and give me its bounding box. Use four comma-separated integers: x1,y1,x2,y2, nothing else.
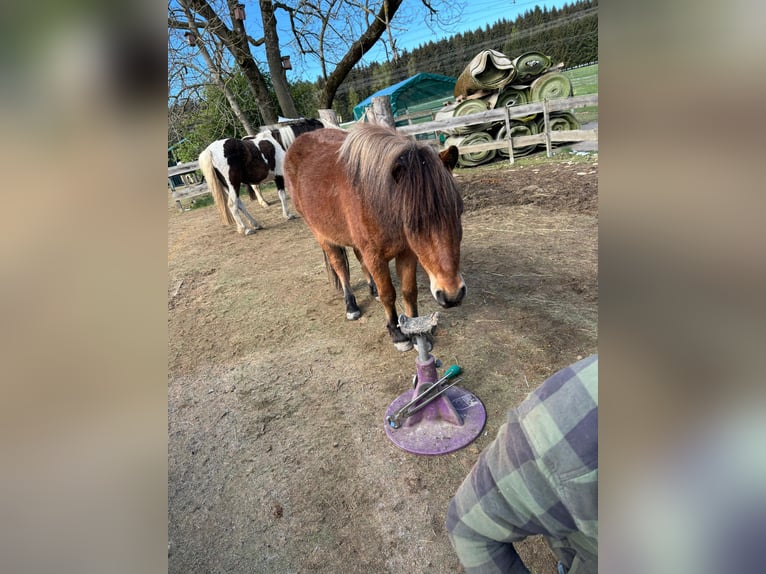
446,416,560,573
446,355,598,573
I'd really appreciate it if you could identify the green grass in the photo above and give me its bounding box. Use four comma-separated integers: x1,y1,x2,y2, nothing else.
564,63,598,96
452,148,597,176
563,63,598,124
186,181,280,211
188,194,215,210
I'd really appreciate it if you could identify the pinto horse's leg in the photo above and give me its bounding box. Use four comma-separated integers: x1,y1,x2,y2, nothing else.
352,248,378,299
235,196,262,231
274,175,295,220
225,183,255,235
249,184,270,208
368,258,413,352
395,252,419,319
322,243,361,320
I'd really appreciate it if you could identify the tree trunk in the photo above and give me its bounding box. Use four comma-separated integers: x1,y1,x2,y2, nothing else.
370,96,395,127
181,2,257,135
206,51,257,135
186,0,279,125
237,57,279,125
223,87,257,136
259,0,299,118
318,109,339,126
225,0,279,124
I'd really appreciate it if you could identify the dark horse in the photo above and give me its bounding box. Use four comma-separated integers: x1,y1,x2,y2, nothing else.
198,118,331,235
284,124,464,351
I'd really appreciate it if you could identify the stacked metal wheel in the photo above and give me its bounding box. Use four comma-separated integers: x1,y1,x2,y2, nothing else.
441,49,580,167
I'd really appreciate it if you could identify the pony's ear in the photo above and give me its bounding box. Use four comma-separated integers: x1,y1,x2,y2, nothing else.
439,146,459,172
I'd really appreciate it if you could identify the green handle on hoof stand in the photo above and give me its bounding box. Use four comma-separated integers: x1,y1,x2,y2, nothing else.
442,364,462,380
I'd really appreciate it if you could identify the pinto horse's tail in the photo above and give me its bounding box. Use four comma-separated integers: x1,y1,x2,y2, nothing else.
199,147,234,226
322,247,349,292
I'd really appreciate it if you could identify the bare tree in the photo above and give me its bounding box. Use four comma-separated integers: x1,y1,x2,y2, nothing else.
170,0,281,124
169,0,461,125
321,0,408,108
258,0,300,118
178,1,257,135
275,0,461,109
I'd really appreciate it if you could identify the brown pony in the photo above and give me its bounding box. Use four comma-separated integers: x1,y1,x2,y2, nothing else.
284,124,464,351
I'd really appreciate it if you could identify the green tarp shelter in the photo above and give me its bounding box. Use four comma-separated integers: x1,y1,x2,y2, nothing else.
352,73,457,121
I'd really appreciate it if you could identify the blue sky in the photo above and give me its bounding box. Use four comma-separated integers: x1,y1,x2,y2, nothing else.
264,0,572,81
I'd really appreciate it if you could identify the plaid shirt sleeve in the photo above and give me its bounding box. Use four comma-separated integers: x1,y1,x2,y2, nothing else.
446,355,598,574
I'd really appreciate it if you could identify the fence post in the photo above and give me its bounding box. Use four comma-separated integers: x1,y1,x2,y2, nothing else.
318,109,339,126
542,99,552,158
370,96,395,128
504,103,515,165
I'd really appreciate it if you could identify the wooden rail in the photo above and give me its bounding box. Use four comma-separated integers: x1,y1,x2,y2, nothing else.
168,160,200,178
396,94,598,162
168,160,208,211
167,94,598,211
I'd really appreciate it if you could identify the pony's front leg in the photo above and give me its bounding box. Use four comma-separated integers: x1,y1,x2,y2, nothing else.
227,188,255,235
235,196,262,232
396,252,435,353
249,184,270,208
274,175,295,220
395,252,419,319
369,259,412,352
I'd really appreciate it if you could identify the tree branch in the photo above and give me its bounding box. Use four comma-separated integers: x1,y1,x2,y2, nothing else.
168,17,207,30
420,0,437,16
319,0,405,107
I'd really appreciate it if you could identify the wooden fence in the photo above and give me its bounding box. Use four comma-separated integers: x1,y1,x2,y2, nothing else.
168,93,598,208
168,161,207,210
168,161,202,185
395,93,598,164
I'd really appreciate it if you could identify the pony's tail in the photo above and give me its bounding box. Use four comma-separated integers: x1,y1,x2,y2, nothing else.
323,247,348,292
199,148,234,226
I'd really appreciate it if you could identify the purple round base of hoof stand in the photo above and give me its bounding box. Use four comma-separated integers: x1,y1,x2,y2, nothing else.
384,386,487,456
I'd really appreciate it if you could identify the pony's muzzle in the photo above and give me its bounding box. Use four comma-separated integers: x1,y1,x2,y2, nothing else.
435,284,466,308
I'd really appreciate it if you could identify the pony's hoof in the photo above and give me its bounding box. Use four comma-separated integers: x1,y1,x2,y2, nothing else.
286,214,296,220
394,340,413,352
346,310,361,320
244,229,256,235
259,202,270,208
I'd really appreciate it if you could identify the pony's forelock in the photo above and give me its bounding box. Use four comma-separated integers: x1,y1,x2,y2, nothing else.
339,125,462,238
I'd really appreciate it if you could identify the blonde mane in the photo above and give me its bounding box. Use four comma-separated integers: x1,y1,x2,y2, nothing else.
338,124,463,236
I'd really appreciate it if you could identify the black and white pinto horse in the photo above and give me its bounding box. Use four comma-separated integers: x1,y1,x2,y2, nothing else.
198,118,332,235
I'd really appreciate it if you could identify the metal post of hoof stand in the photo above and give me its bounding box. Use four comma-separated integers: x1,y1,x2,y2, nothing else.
384,312,487,455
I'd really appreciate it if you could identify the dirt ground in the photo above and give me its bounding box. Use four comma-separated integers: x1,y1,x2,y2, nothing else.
168,151,598,573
